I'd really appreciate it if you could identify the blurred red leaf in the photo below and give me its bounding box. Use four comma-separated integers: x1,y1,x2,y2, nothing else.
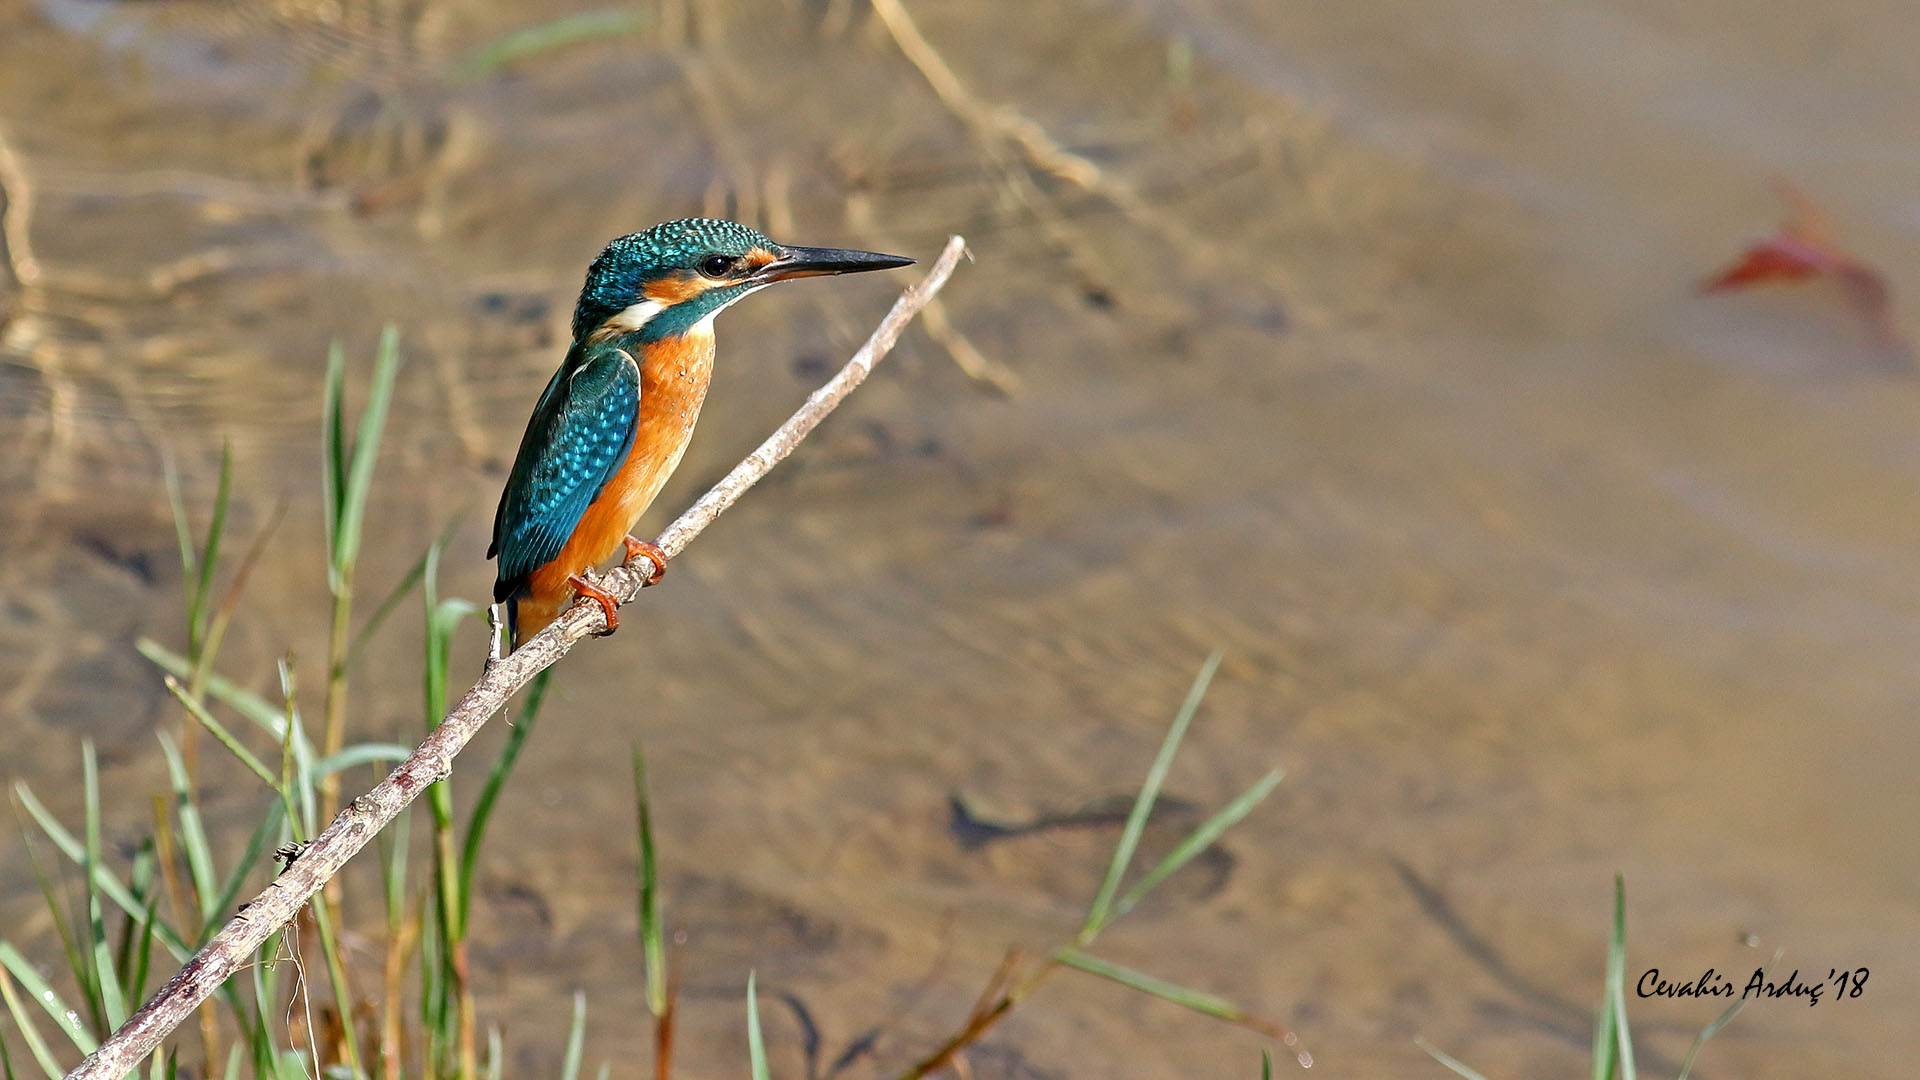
1701,233,1843,292
1701,184,1905,357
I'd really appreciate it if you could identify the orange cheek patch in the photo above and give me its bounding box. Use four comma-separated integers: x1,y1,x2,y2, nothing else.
744,246,778,270
642,274,707,305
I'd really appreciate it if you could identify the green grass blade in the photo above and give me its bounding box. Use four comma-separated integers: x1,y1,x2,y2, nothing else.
139,636,270,718
111,845,151,1004
422,541,450,719
191,440,233,651
1675,948,1776,1080
162,454,197,599
154,731,218,926
1056,947,1248,1026
127,885,161,1015
247,937,280,1075
333,325,403,579
458,668,549,927
1261,1049,1272,1080
453,9,649,80
560,991,587,1080
13,784,191,960
188,499,286,703
344,516,462,675
1,1023,24,1080
1114,768,1282,919
421,543,479,735
425,602,479,723
164,678,277,789
140,640,319,764
1590,875,1627,1080
302,886,364,1076
1412,1036,1494,1080
485,1025,503,1080
421,544,469,964
633,740,667,1017
322,339,347,574
311,743,412,777
0,942,98,1055
746,971,768,1080
81,743,128,1031
380,805,411,933
1589,966,1614,1079
1081,649,1222,940
1606,876,1636,1080
274,658,314,837
203,802,286,947
15,831,85,1019
419,899,446,1067
0,966,63,1079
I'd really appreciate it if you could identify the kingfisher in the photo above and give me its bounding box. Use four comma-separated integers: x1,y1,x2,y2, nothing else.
489,218,913,648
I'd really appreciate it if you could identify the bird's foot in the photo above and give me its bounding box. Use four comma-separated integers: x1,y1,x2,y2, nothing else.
621,535,669,585
568,572,623,635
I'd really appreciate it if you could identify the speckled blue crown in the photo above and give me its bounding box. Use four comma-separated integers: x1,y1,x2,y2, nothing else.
571,218,775,341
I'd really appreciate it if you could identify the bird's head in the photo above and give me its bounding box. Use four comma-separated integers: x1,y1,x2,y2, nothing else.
571,218,913,345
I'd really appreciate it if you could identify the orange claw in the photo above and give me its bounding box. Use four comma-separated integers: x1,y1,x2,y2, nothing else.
567,573,622,634
622,535,668,585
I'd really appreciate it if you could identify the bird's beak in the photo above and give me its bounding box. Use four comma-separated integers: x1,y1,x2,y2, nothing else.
751,244,915,284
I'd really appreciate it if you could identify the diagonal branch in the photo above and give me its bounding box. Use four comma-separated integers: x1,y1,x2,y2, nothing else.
66,234,969,1080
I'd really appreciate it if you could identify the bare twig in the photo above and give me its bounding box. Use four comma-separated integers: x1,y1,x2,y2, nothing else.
867,0,1294,328
896,955,1054,1080
0,122,72,530
918,297,1018,396
64,235,968,1080
869,0,1187,249
897,944,1310,1079
652,957,678,1080
0,124,44,290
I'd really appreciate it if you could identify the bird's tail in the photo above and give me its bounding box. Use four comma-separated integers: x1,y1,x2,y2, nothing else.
502,590,566,651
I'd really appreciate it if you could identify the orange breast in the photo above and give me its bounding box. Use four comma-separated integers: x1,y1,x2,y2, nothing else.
516,331,716,636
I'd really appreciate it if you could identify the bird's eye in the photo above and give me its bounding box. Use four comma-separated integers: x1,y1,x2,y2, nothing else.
699,255,738,279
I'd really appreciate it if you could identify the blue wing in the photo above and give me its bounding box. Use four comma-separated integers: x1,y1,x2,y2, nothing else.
490,342,641,602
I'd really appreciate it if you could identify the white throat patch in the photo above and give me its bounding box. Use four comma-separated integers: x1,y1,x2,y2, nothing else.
602,299,666,334
599,283,771,341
